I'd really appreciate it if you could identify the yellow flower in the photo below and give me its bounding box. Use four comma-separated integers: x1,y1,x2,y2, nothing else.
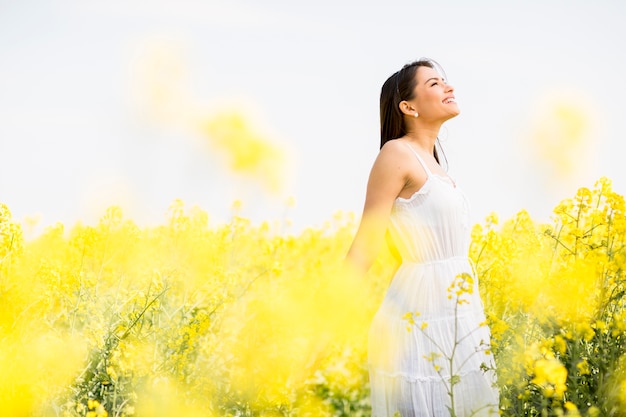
576,322,595,342
564,401,577,410
587,406,600,417
531,355,568,398
576,359,590,376
564,401,580,416
554,335,567,356
200,112,287,193
106,366,118,381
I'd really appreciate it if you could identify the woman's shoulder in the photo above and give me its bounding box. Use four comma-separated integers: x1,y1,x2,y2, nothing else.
378,138,412,161
370,138,415,177
381,137,407,151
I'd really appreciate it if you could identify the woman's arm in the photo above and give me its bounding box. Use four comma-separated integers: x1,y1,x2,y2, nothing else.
345,142,409,275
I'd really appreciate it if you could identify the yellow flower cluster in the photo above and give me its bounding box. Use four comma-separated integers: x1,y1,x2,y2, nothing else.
525,342,568,398
447,272,474,305
472,177,626,414
0,200,387,416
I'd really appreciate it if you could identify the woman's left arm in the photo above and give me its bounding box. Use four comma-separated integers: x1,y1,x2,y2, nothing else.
345,142,408,276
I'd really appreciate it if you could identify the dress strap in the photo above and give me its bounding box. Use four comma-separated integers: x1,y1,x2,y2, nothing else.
404,143,433,177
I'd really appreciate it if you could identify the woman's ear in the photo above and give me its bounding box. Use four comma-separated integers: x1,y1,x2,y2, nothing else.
398,100,416,117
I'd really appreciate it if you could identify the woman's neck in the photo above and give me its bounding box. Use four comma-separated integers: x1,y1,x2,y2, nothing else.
403,125,440,154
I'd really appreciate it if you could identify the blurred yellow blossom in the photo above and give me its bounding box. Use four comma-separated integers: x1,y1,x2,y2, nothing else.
531,354,568,397
200,112,287,193
529,93,594,184
576,359,590,376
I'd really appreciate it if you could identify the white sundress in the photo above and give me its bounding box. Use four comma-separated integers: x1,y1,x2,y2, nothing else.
368,144,499,417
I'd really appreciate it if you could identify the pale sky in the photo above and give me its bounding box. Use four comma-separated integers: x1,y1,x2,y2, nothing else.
1,0,625,234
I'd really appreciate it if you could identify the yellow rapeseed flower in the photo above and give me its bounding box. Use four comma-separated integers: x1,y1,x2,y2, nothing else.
531,354,568,398
201,112,287,193
576,359,591,376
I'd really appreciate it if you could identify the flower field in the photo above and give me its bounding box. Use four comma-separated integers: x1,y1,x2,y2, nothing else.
1,177,626,416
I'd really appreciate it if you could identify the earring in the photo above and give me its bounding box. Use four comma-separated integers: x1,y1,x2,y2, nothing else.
414,112,419,118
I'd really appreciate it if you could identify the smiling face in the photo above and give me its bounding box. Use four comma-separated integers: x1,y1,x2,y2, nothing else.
403,65,460,122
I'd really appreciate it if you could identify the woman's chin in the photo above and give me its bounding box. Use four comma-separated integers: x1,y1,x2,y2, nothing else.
443,109,460,121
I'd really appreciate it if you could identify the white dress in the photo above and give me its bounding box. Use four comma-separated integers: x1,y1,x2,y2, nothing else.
368,144,499,417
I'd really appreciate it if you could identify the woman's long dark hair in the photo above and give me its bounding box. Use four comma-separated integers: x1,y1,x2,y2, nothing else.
380,58,446,166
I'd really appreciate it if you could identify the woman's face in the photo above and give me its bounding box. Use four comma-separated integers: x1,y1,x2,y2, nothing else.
409,65,460,121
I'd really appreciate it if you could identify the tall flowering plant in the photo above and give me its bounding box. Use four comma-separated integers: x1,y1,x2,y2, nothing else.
472,178,626,415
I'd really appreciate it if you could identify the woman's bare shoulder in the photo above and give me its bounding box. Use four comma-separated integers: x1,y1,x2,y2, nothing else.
380,138,408,152
375,138,412,167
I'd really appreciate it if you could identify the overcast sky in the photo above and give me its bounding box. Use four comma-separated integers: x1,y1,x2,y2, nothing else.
1,0,625,234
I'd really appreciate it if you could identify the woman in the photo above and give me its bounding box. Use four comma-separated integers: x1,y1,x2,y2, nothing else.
345,59,499,416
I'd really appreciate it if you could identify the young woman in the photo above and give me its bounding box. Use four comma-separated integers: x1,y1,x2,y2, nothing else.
345,59,499,416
